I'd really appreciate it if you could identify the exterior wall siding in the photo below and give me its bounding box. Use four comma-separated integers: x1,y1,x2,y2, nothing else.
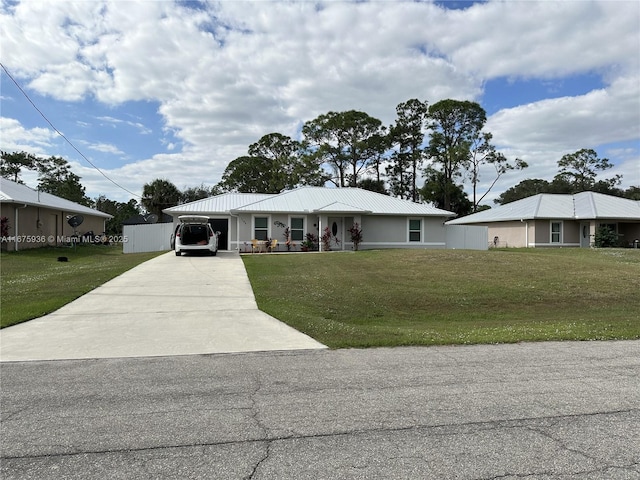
1,204,107,251
619,222,640,247
564,222,580,245
361,216,405,243
532,220,580,247
232,214,452,251
157,212,512,253
451,218,640,248
484,222,527,248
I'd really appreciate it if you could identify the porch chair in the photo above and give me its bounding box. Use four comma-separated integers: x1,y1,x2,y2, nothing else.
251,239,260,254
268,239,278,252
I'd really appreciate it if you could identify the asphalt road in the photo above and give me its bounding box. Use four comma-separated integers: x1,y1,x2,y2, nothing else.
2,341,639,479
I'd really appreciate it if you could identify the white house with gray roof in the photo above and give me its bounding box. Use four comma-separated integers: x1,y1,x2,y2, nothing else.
0,178,111,251
446,192,640,248
165,187,460,252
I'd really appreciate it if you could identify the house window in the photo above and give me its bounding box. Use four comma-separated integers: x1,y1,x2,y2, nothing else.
290,217,304,241
409,219,421,242
254,217,268,240
550,221,562,243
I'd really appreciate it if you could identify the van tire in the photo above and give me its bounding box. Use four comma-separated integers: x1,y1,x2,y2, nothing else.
175,251,181,256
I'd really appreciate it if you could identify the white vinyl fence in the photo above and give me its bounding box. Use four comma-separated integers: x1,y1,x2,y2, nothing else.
445,225,488,250
123,223,174,254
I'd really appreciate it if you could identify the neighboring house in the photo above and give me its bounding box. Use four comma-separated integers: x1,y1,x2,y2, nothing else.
164,187,457,252
446,191,640,248
0,178,112,251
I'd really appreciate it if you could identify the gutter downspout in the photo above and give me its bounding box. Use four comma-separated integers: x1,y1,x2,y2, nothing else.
14,204,27,251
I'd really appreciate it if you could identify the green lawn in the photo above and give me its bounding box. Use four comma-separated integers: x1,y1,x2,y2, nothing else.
242,248,640,348
0,245,163,328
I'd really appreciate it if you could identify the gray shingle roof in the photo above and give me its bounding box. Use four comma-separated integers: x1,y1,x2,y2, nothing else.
447,192,640,225
0,178,111,218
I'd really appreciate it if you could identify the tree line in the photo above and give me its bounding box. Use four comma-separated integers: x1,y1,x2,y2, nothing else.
2,98,637,230
211,99,637,210
217,98,529,215
0,151,218,234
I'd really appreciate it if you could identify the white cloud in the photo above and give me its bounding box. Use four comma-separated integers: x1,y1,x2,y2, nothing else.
0,118,57,153
85,142,124,155
95,116,152,135
427,1,640,79
488,74,640,151
480,73,640,200
1,0,638,202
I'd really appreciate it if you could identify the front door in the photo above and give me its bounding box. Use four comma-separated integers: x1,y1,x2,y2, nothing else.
327,217,343,251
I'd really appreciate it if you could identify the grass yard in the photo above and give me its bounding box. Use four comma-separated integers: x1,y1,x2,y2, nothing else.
243,248,640,348
0,245,163,328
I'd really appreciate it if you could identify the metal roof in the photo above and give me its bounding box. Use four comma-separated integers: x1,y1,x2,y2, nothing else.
447,192,640,225
0,178,111,218
314,201,372,214
163,193,273,214
231,187,456,216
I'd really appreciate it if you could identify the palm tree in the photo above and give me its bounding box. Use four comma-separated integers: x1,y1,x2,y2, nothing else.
141,179,182,222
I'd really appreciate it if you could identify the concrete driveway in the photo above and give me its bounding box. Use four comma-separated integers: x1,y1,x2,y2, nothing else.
0,251,326,362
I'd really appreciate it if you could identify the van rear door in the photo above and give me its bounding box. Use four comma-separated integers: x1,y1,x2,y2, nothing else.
178,215,210,224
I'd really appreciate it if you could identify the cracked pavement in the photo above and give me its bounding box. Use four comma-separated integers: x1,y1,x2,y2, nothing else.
1,340,639,479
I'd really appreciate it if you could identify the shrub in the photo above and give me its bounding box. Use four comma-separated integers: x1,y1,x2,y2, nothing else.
1,217,9,238
594,225,619,248
301,233,318,251
348,222,363,251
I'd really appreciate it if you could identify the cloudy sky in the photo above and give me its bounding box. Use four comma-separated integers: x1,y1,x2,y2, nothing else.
1,0,639,205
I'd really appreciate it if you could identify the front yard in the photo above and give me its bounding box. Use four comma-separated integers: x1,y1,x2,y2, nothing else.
0,245,163,328
243,248,640,348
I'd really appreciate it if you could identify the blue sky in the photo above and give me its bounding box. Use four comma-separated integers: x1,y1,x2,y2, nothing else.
1,0,638,204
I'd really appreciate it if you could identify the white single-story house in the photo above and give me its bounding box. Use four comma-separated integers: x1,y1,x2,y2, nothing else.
446,191,640,248
0,178,112,251
164,187,458,252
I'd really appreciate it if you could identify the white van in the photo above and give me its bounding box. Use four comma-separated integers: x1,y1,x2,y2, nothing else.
173,215,218,256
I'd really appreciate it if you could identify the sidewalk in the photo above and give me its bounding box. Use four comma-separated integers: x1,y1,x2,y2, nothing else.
0,251,326,361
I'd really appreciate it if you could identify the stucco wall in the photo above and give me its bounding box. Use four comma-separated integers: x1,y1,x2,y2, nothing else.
1,204,107,251
533,220,580,247
235,213,322,251
361,216,405,243
231,213,449,251
484,222,526,248
564,222,580,244
360,216,446,249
